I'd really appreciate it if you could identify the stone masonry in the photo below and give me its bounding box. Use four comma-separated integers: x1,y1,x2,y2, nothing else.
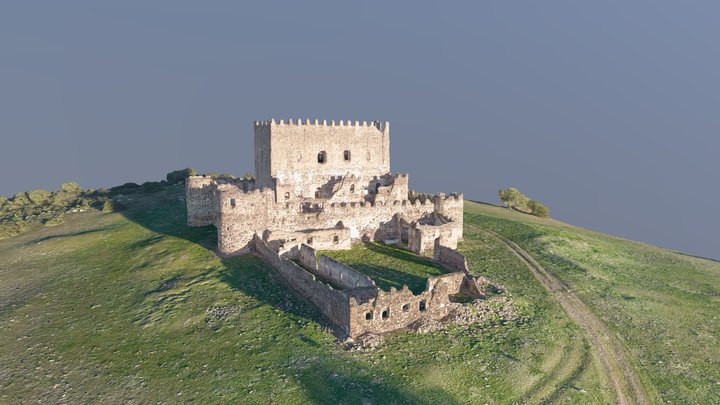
186,118,479,337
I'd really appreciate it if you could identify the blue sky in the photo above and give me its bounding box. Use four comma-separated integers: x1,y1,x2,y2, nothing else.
1,1,718,259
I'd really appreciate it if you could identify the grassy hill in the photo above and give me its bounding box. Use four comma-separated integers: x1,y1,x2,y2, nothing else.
0,184,717,404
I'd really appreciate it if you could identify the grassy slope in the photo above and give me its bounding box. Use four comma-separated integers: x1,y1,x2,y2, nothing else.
0,185,616,404
2,185,714,403
320,242,448,294
465,201,720,403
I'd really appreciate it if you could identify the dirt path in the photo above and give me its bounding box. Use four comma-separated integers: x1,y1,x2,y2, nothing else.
470,225,648,405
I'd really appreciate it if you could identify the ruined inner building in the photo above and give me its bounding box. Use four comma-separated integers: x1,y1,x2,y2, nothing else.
186,119,483,338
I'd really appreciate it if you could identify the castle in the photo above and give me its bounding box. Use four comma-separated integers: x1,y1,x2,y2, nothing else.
186,119,481,338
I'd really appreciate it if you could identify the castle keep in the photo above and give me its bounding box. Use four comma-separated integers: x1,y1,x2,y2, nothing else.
186,119,480,337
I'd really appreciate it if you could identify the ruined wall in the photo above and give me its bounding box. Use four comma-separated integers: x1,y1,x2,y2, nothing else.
368,173,409,204
265,227,352,251
317,255,375,289
190,174,453,256
434,193,464,235
252,235,350,333
435,244,470,274
254,119,390,197
346,272,466,337
297,243,318,270
186,176,216,226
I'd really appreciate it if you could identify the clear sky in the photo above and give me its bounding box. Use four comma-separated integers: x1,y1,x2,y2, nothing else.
1,1,718,259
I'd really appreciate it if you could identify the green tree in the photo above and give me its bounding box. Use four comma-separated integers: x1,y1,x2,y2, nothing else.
498,188,529,212
166,168,197,184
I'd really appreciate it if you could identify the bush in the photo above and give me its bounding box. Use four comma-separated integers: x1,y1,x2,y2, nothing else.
498,188,529,212
527,199,550,218
59,182,83,193
241,172,255,181
166,167,197,184
140,181,163,193
205,173,239,181
27,189,51,205
11,192,31,206
102,200,125,213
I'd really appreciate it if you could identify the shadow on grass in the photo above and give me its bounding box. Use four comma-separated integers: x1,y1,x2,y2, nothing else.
332,242,447,294
23,225,122,246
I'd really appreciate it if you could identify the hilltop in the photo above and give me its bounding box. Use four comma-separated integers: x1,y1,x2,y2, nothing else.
0,182,718,404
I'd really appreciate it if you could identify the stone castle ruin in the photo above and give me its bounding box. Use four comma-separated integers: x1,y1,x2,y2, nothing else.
186,119,484,338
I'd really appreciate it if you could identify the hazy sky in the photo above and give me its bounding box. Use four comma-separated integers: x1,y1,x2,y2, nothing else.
1,1,718,259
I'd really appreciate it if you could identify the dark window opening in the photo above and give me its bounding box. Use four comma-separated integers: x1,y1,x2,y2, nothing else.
284,192,290,199
402,304,409,312
381,309,389,319
307,237,313,245
318,151,327,163
419,300,427,312
333,235,339,244
350,184,355,193
230,198,236,207
365,312,373,321
343,150,351,161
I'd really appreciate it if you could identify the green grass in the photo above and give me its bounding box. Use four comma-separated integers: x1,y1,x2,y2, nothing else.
465,201,720,403
0,185,620,403
319,242,447,294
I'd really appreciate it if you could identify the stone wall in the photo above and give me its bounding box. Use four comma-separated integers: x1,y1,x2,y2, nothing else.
186,176,216,226
253,119,390,196
265,227,352,251
251,235,350,333
297,243,318,270
317,255,375,289
346,272,466,337
435,244,470,275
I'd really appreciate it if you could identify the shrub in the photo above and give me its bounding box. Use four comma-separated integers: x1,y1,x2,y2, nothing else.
0,196,7,208
205,173,237,181
527,199,550,218
140,182,163,193
102,200,125,212
11,192,31,206
166,167,197,184
27,189,51,205
498,188,529,212
59,182,83,193
241,172,255,181
109,183,140,195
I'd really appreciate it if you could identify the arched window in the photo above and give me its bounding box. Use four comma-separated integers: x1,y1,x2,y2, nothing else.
318,151,327,163
343,150,351,161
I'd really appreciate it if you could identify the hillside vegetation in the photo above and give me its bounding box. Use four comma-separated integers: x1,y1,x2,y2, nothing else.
0,182,717,404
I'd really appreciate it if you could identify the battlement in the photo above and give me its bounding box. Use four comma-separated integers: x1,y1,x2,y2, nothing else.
254,118,388,132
